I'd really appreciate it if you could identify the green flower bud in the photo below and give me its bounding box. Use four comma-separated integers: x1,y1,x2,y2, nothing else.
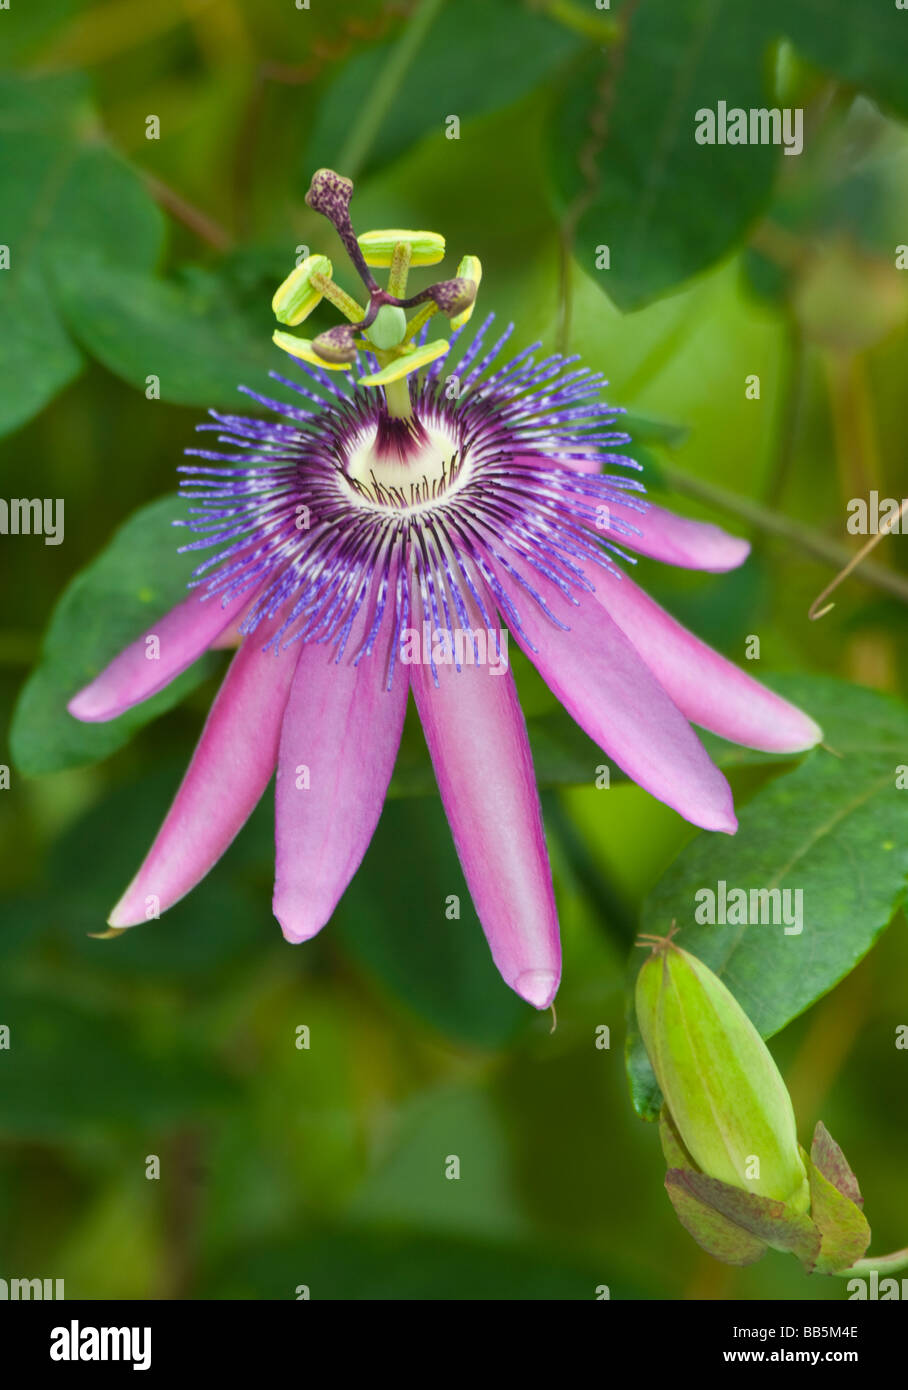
636,933,810,1212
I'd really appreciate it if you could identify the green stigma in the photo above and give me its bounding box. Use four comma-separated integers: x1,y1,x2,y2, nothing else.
269,169,480,422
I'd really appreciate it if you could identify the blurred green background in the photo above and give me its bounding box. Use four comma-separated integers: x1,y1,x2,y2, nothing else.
1,0,906,1299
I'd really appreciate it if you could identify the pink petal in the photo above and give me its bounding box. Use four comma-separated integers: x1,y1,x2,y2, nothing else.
516,456,749,568
553,450,603,475
68,588,252,723
410,609,560,1010
603,498,751,571
108,617,299,926
514,450,607,477
490,560,737,833
593,569,822,752
272,623,408,945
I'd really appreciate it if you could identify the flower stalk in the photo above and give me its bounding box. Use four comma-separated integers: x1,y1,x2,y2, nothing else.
383,376,413,420
833,1248,908,1277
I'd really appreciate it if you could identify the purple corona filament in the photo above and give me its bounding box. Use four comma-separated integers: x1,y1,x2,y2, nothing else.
180,317,643,688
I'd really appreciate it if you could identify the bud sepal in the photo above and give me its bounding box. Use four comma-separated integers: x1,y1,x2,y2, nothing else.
661,1115,872,1274
660,1106,821,1267
804,1123,871,1275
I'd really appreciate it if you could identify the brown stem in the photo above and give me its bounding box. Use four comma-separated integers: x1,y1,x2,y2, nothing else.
142,172,233,251
656,461,908,610
555,0,639,354
159,1128,204,1299
808,496,908,620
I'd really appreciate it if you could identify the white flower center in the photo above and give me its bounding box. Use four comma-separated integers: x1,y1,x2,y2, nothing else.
342,421,468,511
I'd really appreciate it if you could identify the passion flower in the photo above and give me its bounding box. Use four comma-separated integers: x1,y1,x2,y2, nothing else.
69,170,821,1008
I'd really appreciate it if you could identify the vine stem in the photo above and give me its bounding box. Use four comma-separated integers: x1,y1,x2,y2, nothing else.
656,461,908,608
555,0,640,355
808,496,908,620
833,1248,908,1278
335,0,445,179
141,171,233,250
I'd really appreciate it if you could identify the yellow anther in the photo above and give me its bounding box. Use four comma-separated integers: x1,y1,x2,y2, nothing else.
271,255,332,326
357,339,449,387
358,229,445,267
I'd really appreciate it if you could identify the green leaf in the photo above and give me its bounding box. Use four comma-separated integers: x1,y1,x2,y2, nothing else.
349,1084,530,1238
0,995,232,1139
33,767,274,977
627,677,908,1119
625,986,664,1123
204,1227,624,1300
549,0,780,310
52,260,283,409
333,793,529,1047
0,0,83,63
0,263,84,438
10,495,220,775
306,0,585,177
0,75,164,268
769,0,908,119
0,70,89,134
0,72,165,437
